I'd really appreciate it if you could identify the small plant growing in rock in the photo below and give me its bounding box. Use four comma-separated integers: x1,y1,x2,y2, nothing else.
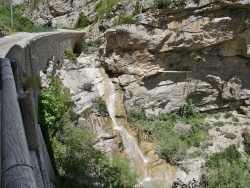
113,14,139,26
242,128,250,154
213,121,225,127
81,81,94,91
214,113,221,120
23,73,41,91
64,49,77,63
244,18,250,28
183,99,197,118
74,12,90,29
232,116,240,123
224,133,237,140
82,40,101,54
224,111,233,119
92,97,107,115
153,0,171,9
190,52,206,62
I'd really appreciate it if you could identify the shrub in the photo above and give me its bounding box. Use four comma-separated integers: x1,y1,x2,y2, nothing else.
232,116,240,122
81,81,94,91
92,97,107,114
213,121,225,127
224,133,237,140
74,12,90,29
224,111,233,118
39,76,136,187
113,15,139,26
183,99,197,118
64,49,77,63
153,0,171,9
202,145,250,187
0,4,35,33
94,0,122,20
242,128,250,155
82,39,101,54
23,73,41,91
214,113,221,120
130,109,208,162
132,1,141,16
244,18,250,28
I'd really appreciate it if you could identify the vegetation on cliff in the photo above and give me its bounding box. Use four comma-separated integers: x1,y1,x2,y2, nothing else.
128,102,209,163
38,76,136,187
0,2,35,33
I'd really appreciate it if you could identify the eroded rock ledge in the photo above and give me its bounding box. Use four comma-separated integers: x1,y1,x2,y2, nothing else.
99,0,250,116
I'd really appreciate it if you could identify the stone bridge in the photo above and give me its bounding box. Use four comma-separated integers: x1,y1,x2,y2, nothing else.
0,30,85,188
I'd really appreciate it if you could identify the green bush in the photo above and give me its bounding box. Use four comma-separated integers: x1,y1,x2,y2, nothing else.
94,0,122,20
92,97,107,114
224,111,233,118
244,18,250,28
183,99,197,118
153,0,171,9
129,110,208,162
232,116,240,122
242,128,250,155
202,145,250,187
132,1,141,16
81,81,94,91
39,76,136,187
113,15,139,26
0,4,35,33
213,121,225,127
64,49,77,63
214,113,221,120
224,133,237,140
23,73,41,91
82,39,101,54
74,12,90,29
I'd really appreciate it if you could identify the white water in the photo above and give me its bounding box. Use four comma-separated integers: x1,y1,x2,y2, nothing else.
107,80,150,181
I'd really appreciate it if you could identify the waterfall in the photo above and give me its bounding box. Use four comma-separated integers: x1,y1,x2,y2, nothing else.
107,80,151,182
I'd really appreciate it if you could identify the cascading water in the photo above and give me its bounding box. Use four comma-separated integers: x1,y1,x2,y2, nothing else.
107,80,151,182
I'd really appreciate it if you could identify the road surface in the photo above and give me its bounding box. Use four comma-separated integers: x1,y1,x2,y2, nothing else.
0,32,33,58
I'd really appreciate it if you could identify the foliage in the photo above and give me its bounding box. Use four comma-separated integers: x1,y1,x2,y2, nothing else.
64,49,77,63
202,145,250,187
39,76,136,187
132,1,141,16
23,73,41,91
113,15,139,26
74,12,90,29
244,18,250,28
232,116,240,122
38,76,74,137
183,99,197,118
190,52,206,62
94,0,122,20
214,113,221,120
81,81,94,91
92,97,107,114
0,4,35,33
82,39,101,54
224,111,233,118
242,128,250,155
224,133,237,140
212,121,225,127
129,108,209,162
153,0,171,9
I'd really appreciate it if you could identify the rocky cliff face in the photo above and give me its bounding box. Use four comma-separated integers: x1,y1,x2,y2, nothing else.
26,0,250,186
100,0,250,117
